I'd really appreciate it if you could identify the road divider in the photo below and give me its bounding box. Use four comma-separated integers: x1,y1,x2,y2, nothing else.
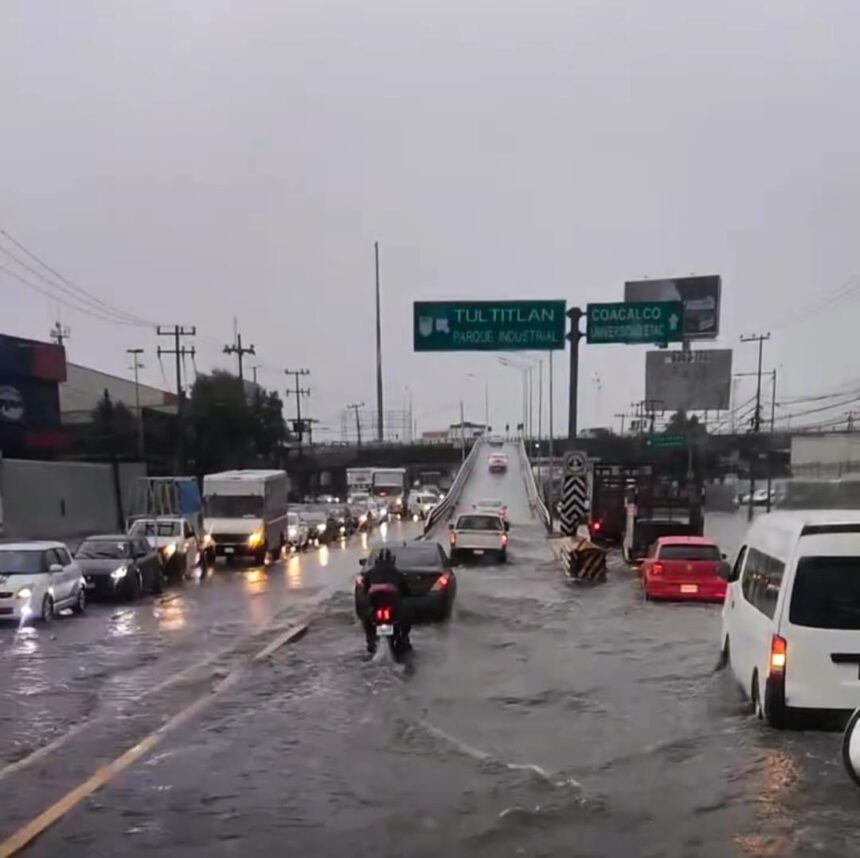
423,438,484,535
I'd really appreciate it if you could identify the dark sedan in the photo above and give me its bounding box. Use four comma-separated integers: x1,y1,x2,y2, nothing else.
301,509,342,545
355,541,456,623
75,535,163,600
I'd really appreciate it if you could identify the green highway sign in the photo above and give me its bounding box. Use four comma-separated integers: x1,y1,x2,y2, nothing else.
586,301,684,345
413,300,566,352
646,433,686,449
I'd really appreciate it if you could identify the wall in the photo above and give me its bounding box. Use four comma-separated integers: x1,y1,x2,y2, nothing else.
60,363,176,424
791,434,860,476
0,458,145,540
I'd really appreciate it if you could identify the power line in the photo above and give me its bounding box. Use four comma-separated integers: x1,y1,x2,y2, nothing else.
0,228,154,326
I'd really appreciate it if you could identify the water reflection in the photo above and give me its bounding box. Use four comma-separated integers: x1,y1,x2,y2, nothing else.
156,597,187,632
360,533,368,552
378,522,389,541
734,744,798,856
244,568,267,595
109,608,140,639
318,546,330,568
286,555,303,589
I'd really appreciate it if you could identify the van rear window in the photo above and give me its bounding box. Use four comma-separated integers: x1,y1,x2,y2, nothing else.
789,557,860,630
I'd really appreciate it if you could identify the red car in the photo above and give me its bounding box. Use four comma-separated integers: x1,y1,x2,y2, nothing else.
640,536,727,603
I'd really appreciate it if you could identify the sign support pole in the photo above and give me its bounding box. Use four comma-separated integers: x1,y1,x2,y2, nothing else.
567,307,583,441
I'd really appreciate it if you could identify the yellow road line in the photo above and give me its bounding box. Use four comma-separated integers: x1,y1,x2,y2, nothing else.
0,619,310,858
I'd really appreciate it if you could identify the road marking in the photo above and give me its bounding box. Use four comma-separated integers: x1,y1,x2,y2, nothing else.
0,614,308,784
0,618,311,858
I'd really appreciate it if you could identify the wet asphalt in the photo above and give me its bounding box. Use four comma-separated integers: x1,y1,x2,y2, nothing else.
1,450,859,857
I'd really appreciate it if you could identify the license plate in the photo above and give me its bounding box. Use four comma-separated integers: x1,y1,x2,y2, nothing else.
224,547,235,554
376,624,394,637
473,549,485,555
681,584,698,594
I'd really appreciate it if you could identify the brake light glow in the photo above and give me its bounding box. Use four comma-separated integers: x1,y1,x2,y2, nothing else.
375,606,392,623
651,563,663,576
450,532,457,546
354,576,363,588
769,635,787,675
431,573,450,591
501,533,508,547
591,520,602,532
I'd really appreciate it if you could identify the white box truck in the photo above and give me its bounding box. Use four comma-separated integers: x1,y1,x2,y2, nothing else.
203,470,289,563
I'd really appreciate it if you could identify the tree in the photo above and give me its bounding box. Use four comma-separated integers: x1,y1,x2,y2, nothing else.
186,371,287,474
90,390,137,455
665,409,706,436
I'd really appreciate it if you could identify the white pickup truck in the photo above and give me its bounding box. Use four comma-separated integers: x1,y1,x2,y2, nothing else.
449,513,508,564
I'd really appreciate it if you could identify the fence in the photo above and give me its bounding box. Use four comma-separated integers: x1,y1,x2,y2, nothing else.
423,439,484,534
517,440,552,532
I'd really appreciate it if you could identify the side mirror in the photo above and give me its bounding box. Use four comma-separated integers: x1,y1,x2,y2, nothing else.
359,558,367,567
843,709,860,786
49,563,64,574
721,553,728,560
448,523,455,530
717,560,732,581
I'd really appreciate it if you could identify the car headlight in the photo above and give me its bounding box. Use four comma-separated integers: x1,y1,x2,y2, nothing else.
316,523,327,533
359,514,367,524
247,529,264,547
202,533,213,547
111,566,128,581
15,587,33,600
162,543,176,559
395,498,402,507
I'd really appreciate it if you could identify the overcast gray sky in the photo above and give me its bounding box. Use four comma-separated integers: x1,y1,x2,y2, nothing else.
3,0,859,438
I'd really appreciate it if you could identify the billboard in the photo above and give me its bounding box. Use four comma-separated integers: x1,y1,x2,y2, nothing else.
645,349,733,412
625,275,721,340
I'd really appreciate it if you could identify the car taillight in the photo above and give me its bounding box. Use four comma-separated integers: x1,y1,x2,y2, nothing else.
591,520,602,532
769,635,787,676
500,533,508,547
651,563,663,576
450,532,457,545
375,606,392,623
354,576,364,588
431,573,450,591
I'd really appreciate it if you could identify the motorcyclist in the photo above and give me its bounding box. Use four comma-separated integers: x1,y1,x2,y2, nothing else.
360,547,411,654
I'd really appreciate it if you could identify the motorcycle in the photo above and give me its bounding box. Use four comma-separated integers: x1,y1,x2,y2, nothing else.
366,582,411,659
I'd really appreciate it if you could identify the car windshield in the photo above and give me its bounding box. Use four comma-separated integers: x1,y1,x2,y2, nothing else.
205,495,263,518
76,540,132,559
368,546,443,571
457,515,503,531
130,520,181,537
790,556,860,630
0,550,46,575
477,499,502,508
658,544,720,561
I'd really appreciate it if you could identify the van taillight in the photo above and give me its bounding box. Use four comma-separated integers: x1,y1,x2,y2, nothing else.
449,532,457,546
501,533,508,547
769,635,787,675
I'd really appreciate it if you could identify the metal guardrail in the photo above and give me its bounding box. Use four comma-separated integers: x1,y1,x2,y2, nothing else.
517,440,552,533
423,439,485,534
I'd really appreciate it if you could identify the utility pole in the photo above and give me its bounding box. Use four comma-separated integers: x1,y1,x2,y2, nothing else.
127,348,145,459
284,368,310,455
615,412,627,435
347,402,364,447
223,331,256,382
49,320,70,349
537,359,543,453
741,332,770,521
374,241,384,442
642,398,663,435
548,351,555,530
251,364,262,386
767,368,777,512
157,325,196,472
567,307,584,440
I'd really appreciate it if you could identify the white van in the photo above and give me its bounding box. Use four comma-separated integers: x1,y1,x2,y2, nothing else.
720,510,860,727
203,470,289,563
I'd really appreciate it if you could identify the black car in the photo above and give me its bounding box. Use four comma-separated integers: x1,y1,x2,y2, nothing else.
355,541,456,623
331,505,357,537
75,535,163,600
301,509,341,545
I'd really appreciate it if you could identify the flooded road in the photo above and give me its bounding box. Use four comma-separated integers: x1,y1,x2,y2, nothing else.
1,462,859,857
